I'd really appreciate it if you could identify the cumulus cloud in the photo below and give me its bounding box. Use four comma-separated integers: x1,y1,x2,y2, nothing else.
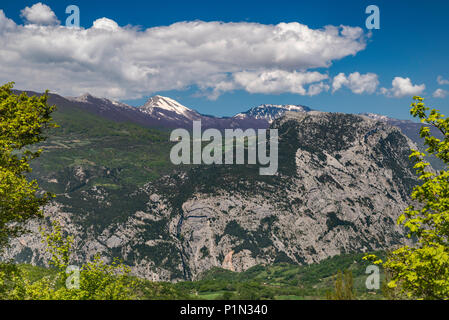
0,10,15,31
307,81,330,96
20,3,59,26
233,70,329,96
0,6,368,99
380,77,425,98
437,75,449,85
92,18,120,31
332,72,378,94
433,88,448,98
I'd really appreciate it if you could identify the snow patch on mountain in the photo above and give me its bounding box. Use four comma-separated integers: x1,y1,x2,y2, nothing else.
69,93,133,109
359,112,393,122
234,104,312,123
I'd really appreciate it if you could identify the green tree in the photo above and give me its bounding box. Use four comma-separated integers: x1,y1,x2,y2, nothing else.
365,96,449,300
39,221,73,285
327,270,356,300
220,291,234,300
343,269,355,299
236,282,262,300
19,220,137,300
0,263,26,299
0,82,56,250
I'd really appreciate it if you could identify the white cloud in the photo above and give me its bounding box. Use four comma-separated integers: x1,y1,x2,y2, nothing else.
331,72,378,94
332,73,348,93
0,10,15,32
380,77,425,98
20,3,59,26
0,6,368,99
307,81,330,96
92,18,120,31
433,88,448,98
437,75,449,85
233,70,328,95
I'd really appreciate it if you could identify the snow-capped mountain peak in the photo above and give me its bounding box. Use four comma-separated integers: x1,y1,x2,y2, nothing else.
140,95,199,119
68,93,132,109
234,104,312,123
74,92,94,102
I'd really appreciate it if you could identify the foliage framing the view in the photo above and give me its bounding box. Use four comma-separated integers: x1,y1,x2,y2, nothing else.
1,220,137,300
365,96,449,299
0,82,56,250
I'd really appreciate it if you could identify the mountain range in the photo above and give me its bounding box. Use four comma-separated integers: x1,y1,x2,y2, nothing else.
65,92,270,130
1,89,445,281
70,92,313,127
59,92,445,171
21,90,313,130
21,89,445,150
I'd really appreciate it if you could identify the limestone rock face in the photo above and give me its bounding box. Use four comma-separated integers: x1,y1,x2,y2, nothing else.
1,111,420,281
222,251,235,271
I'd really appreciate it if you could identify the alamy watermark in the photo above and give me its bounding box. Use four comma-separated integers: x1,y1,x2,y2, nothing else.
365,5,380,30
365,265,380,290
65,5,80,28
65,265,80,289
169,121,278,175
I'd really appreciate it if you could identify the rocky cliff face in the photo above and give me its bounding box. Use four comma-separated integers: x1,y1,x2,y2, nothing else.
2,111,420,281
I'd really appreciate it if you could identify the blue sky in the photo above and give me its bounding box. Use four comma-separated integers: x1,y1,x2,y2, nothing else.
0,0,448,120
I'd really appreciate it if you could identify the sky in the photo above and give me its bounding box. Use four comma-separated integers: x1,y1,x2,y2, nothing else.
0,0,448,120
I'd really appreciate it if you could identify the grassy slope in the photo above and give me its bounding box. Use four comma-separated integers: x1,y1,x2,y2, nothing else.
30,100,176,191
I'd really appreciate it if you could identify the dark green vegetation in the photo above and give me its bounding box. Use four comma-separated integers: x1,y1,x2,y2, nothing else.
31,98,175,190
181,251,386,300
10,251,385,300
